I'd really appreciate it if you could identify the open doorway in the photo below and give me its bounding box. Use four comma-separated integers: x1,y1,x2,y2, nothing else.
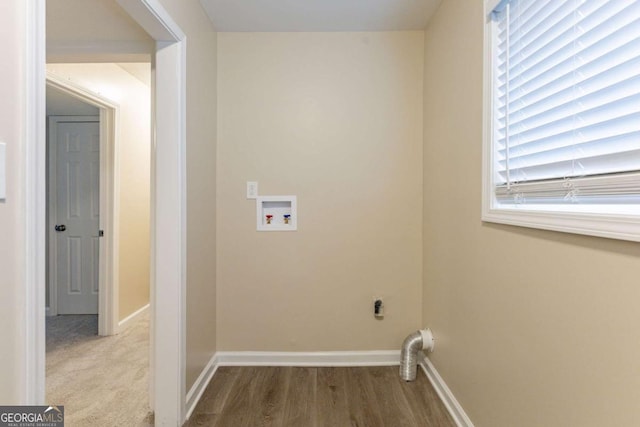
44,64,152,425
27,1,188,424
45,64,152,335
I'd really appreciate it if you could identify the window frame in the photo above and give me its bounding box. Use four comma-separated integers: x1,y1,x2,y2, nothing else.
481,0,640,242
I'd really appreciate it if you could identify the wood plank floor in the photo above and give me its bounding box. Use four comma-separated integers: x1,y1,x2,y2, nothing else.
185,366,455,427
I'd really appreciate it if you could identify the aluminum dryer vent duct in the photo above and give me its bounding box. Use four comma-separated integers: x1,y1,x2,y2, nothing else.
399,329,435,381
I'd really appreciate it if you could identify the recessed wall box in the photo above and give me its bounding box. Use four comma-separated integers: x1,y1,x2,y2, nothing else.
256,195,297,231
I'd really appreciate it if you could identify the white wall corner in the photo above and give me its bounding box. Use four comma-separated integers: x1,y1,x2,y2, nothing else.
419,355,475,427
185,353,219,421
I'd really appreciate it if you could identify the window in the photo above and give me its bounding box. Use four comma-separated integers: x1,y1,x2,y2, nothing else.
483,0,640,242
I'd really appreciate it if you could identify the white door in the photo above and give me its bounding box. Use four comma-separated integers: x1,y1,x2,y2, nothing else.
54,119,100,314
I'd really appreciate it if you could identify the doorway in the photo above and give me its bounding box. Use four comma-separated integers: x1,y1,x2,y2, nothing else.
45,73,121,336
27,1,189,425
45,68,153,424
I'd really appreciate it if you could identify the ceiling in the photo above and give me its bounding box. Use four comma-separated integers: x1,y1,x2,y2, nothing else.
46,63,150,116
199,0,443,32
116,63,151,86
46,85,99,116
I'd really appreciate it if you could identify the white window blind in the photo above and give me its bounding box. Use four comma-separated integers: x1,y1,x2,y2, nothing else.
490,0,640,205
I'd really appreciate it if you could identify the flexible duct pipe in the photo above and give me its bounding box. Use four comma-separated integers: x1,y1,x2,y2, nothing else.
399,329,435,381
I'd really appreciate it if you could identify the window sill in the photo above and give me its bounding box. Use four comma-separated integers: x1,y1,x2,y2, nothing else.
482,206,640,242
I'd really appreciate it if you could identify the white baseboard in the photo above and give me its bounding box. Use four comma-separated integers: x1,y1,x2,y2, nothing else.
185,353,219,421
216,350,401,367
117,303,149,332
419,355,475,427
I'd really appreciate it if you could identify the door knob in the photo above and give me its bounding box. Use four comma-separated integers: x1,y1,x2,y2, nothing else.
55,224,66,232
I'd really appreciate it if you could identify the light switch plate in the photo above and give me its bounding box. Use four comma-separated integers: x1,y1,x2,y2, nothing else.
247,181,258,199
0,143,5,200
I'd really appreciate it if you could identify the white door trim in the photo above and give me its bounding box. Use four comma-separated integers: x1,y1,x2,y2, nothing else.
115,1,187,425
24,0,47,406
26,1,188,425
146,40,187,424
46,75,120,337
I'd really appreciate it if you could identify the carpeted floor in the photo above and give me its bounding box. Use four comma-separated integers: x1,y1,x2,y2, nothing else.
46,312,153,426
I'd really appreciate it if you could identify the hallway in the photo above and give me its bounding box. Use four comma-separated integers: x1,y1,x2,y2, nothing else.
46,313,152,426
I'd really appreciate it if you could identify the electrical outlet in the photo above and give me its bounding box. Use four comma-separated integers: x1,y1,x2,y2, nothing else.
247,181,258,199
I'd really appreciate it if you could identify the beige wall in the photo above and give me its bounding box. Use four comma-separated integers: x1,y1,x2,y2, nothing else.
46,0,153,62
0,0,27,404
47,0,150,43
217,32,424,351
156,0,218,392
46,63,151,322
422,1,640,426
